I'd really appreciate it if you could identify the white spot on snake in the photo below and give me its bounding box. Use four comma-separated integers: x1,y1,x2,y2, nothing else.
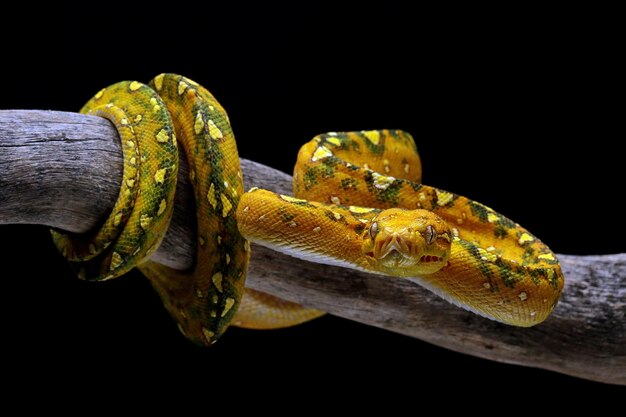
372,172,395,190
208,105,215,112
157,199,167,216
258,214,266,221
207,183,217,209
326,137,342,147
313,226,321,233
518,292,528,301
113,212,123,227
247,187,259,192
212,272,223,292
129,81,142,91
349,206,375,214
435,190,454,206
208,120,223,140
543,298,548,303
244,241,250,252
243,206,250,212
221,297,235,317
518,233,534,245
110,252,123,271
202,328,214,344
333,212,342,220
156,128,169,143
383,159,390,173
217,235,222,245
538,253,555,261
363,163,370,170
221,194,233,217
94,88,105,99
126,140,135,149
154,168,167,184
126,178,135,188
195,288,204,298
483,282,491,289
88,244,96,254
363,130,380,145
486,246,496,252
210,311,217,318
153,74,164,91
330,196,341,205
530,311,536,318
288,221,297,227
280,195,307,204
404,163,410,174
120,118,129,125
178,80,189,95
226,254,231,264
212,295,218,304
199,236,205,246
140,214,152,230
311,145,333,162
328,132,337,136
487,212,500,223
129,157,137,166
194,112,204,135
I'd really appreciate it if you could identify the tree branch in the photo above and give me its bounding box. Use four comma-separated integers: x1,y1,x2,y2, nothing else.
1,110,624,385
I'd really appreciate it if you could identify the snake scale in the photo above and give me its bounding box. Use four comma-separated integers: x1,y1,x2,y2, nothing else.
52,74,564,346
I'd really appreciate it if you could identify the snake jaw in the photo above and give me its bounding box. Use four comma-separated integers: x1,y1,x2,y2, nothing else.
363,208,451,276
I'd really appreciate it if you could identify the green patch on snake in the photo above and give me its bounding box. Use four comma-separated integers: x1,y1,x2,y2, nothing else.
458,239,494,280
363,171,402,205
340,178,358,190
494,226,509,239
408,180,423,192
498,264,525,288
279,208,296,223
302,167,319,190
360,132,385,155
467,201,490,223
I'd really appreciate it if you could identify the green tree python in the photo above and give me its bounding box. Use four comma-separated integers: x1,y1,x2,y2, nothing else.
51,74,564,346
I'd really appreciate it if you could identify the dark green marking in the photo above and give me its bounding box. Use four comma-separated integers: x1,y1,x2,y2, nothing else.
340,178,358,190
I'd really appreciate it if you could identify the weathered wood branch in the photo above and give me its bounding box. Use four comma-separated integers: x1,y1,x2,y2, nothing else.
0,110,624,385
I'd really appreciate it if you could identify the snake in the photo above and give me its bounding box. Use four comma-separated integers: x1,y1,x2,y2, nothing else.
52,74,564,346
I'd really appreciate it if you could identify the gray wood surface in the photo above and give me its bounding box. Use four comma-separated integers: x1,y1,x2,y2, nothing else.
1,110,624,385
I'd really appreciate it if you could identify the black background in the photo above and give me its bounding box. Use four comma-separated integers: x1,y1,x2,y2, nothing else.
0,3,623,403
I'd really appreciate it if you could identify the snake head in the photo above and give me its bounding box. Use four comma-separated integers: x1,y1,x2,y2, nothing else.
362,208,451,276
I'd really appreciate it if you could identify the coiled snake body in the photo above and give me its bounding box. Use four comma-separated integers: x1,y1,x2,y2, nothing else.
53,74,564,345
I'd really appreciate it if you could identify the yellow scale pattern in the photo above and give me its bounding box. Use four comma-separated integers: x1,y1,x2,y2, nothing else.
54,74,248,345
54,76,564,346
237,131,564,327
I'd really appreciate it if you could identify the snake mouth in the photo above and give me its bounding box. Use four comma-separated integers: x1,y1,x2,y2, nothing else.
420,255,443,263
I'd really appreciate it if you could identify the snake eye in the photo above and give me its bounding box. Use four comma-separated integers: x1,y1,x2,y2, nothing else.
424,225,436,245
369,221,379,240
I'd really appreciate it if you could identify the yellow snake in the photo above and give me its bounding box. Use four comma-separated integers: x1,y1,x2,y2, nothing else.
52,74,564,345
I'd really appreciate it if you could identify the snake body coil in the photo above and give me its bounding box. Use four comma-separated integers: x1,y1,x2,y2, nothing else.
53,74,564,345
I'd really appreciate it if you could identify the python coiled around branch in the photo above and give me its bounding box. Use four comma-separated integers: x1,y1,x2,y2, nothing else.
52,74,564,346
